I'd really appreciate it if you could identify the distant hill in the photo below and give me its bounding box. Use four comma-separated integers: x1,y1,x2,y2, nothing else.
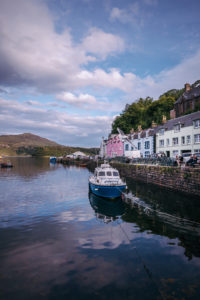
0,133,59,147
0,133,98,156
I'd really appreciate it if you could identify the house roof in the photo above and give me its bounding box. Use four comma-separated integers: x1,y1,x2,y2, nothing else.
155,111,200,132
129,128,156,139
175,86,200,104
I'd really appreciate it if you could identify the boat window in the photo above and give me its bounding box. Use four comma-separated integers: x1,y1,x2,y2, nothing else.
106,171,112,176
98,171,105,176
113,171,119,176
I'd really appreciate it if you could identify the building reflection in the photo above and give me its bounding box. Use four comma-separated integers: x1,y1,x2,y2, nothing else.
121,179,200,259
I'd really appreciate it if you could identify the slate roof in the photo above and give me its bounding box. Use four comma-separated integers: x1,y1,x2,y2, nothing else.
175,86,200,104
155,111,200,132
130,128,156,139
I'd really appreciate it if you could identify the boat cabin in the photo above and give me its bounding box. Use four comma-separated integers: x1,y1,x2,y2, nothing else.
94,164,120,179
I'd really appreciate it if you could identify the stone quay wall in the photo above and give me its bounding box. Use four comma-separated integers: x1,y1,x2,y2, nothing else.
111,163,200,197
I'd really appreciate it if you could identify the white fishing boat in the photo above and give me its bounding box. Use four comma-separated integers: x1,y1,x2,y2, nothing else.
89,163,126,198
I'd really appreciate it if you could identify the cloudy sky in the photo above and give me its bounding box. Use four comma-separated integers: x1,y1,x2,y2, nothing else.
0,0,200,147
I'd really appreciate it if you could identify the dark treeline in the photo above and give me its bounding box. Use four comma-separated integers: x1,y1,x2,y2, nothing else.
112,80,200,134
16,146,99,157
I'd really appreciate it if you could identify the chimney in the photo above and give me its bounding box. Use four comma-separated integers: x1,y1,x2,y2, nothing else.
185,83,191,92
151,121,157,128
170,109,176,119
138,125,142,132
162,115,167,124
130,128,134,134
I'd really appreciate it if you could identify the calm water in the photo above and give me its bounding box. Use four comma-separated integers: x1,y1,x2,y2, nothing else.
0,157,200,300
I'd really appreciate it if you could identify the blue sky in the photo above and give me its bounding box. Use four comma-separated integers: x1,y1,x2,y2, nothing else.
0,0,200,147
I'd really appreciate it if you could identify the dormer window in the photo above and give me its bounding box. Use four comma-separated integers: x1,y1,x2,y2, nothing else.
194,119,200,128
159,128,165,135
174,124,181,132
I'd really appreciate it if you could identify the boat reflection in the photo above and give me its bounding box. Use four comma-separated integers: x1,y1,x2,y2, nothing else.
89,192,125,223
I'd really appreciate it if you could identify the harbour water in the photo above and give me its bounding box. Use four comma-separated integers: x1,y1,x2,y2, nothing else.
0,157,200,300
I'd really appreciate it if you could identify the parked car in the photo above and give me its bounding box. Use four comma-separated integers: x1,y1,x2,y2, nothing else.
196,153,200,164
182,153,192,163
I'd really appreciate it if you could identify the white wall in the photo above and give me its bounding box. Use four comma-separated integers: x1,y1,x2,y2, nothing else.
156,124,200,157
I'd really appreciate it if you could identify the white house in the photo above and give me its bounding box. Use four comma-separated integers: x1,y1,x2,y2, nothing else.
72,151,88,159
126,128,155,158
156,111,200,157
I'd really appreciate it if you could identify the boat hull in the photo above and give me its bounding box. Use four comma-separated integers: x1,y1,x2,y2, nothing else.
89,182,126,198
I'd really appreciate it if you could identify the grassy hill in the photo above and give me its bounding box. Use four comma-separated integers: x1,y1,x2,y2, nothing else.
0,133,98,156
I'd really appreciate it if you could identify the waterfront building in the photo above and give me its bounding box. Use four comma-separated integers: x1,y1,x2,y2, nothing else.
128,128,155,158
156,111,200,157
173,83,200,117
106,134,124,158
72,151,88,159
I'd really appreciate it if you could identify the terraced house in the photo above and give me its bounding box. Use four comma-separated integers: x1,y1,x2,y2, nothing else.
124,127,155,158
156,111,200,157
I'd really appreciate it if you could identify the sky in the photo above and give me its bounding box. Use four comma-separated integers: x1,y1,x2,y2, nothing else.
0,0,200,147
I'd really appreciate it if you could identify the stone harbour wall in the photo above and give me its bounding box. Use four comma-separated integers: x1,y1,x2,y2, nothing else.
111,163,200,197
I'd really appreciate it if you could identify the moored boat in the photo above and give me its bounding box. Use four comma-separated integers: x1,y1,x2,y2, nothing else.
89,163,126,198
49,156,56,163
0,161,13,168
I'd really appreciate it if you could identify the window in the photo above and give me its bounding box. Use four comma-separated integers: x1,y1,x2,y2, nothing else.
187,135,191,144
144,141,150,149
194,119,200,128
138,142,141,150
166,138,170,146
173,137,178,145
125,144,129,151
144,151,150,157
174,124,181,132
159,140,164,147
194,149,200,153
181,136,185,145
159,128,165,135
131,146,134,151
98,171,105,176
107,171,112,176
113,171,119,176
194,134,200,143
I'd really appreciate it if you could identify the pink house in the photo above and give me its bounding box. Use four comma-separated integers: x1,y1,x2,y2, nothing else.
106,134,124,158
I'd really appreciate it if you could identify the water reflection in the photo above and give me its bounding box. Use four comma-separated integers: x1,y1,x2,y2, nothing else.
89,192,125,223
0,157,57,179
125,177,200,222
122,193,200,259
1,159,200,300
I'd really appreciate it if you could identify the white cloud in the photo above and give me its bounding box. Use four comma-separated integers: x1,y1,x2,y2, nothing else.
56,92,96,106
110,3,139,24
0,0,125,93
0,98,113,146
56,91,123,112
81,28,125,59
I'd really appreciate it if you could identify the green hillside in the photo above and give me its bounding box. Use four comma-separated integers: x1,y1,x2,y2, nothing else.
0,133,98,157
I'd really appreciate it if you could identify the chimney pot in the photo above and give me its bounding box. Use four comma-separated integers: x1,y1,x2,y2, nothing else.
185,83,191,92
